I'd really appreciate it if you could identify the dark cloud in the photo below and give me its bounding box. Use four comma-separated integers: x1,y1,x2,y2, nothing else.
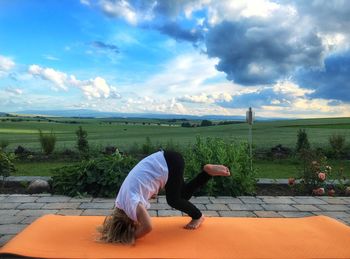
205,19,324,86
91,41,119,54
296,52,350,102
156,22,203,43
217,88,290,108
283,0,350,35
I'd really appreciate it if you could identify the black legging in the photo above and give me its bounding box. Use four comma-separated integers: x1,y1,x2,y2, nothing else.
163,150,211,219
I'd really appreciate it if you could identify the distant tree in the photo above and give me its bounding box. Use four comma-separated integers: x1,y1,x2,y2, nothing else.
296,129,310,153
181,122,192,127
76,126,89,155
200,120,213,127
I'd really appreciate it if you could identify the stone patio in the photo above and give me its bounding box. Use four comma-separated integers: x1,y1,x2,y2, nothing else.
1,194,350,247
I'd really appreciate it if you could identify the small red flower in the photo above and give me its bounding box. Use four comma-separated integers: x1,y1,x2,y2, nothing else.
318,172,326,181
288,178,295,186
328,189,335,196
313,187,325,196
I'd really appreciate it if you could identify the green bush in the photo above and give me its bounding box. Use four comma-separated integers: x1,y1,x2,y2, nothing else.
142,137,156,155
296,129,310,153
329,134,346,158
0,140,9,150
39,130,56,155
76,126,89,156
183,136,257,196
51,152,137,197
0,150,16,187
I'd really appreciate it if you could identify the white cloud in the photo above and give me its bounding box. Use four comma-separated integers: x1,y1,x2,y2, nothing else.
4,87,23,95
100,0,138,25
43,54,60,61
28,64,120,99
29,65,69,91
177,92,232,104
80,0,90,6
0,55,15,77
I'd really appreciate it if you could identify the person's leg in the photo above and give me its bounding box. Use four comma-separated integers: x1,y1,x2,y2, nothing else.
163,151,202,220
181,170,211,200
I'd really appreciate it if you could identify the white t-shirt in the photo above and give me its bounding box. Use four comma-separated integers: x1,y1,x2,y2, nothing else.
115,151,169,222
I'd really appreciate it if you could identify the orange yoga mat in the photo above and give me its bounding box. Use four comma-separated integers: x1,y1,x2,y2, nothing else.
1,215,350,259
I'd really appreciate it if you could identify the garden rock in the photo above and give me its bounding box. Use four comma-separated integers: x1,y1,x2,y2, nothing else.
27,179,50,194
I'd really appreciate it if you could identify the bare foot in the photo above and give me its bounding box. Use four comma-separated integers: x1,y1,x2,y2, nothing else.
204,164,231,176
184,216,205,230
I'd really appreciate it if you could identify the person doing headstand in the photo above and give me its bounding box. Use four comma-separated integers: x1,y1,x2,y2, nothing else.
98,150,230,244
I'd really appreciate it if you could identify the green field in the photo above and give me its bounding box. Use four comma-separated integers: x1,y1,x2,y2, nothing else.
1,115,350,179
1,116,350,152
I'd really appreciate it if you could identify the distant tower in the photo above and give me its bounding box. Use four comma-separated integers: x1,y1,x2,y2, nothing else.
246,107,254,170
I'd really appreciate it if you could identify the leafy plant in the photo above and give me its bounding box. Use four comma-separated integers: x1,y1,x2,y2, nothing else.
0,140,9,150
76,126,89,156
39,130,56,155
329,134,346,158
142,137,155,155
293,149,333,195
0,150,16,188
184,136,257,196
296,129,310,153
51,152,137,197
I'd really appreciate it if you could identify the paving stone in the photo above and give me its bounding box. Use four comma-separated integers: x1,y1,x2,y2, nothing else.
0,196,6,202
17,203,45,210
157,210,182,216
0,203,21,209
81,209,112,216
262,197,296,204
16,209,58,217
292,197,328,205
0,215,26,225
34,193,52,197
148,210,157,217
293,204,321,212
157,197,167,203
0,235,15,247
36,196,71,203
218,211,256,217
205,204,230,210
79,203,114,209
254,211,282,218
92,198,115,203
239,197,262,204
0,224,27,235
316,204,350,211
201,210,220,217
318,197,349,204
68,197,93,203
209,197,242,204
42,202,81,210
57,210,83,216
0,210,19,216
228,203,264,211
313,211,350,218
278,211,314,217
3,196,39,203
341,198,350,204
21,216,41,224
190,197,211,204
261,204,298,211
149,203,172,210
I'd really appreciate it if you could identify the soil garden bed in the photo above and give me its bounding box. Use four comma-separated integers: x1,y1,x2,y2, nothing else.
1,181,347,197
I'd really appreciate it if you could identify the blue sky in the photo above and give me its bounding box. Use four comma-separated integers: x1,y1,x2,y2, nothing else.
0,0,349,118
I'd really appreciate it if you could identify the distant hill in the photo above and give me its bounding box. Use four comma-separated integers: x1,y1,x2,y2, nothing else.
13,109,281,121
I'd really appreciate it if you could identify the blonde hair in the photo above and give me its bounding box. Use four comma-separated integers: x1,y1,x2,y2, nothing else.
98,208,136,245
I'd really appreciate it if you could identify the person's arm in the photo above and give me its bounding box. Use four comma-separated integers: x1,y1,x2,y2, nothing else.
134,203,152,239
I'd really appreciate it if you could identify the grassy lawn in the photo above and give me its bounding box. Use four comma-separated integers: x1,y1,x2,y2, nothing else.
255,159,350,179
13,161,78,176
12,159,350,179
